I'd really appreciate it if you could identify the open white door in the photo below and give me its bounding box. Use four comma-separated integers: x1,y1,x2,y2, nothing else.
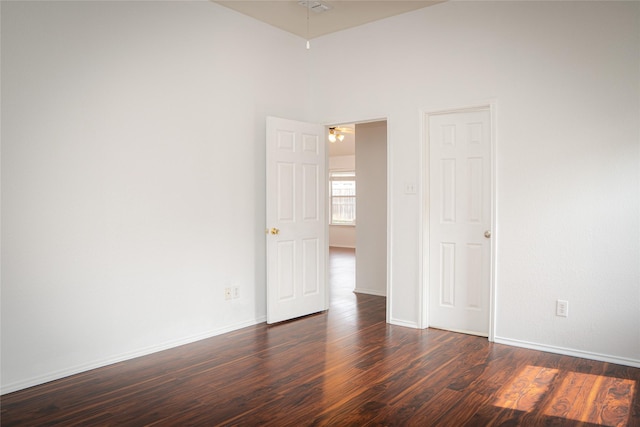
428,108,492,336
266,116,327,324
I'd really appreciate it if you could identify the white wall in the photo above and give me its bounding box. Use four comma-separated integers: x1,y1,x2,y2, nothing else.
309,1,640,364
329,226,356,249
329,155,356,248
329,154,355,170
355,121,387,296
1,1,309,393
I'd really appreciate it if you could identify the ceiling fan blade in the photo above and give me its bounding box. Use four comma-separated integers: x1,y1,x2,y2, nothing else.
334,127,354,133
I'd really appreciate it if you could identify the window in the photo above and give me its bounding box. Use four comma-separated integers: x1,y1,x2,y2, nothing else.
330,171,356,225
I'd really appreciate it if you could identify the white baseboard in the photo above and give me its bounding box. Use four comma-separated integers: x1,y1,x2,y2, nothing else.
389,318,419,329
354,288,386,297
1,316,267,395
494,336,640,368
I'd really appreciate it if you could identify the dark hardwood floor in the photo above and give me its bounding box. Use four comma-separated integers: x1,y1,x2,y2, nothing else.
2,247,639,426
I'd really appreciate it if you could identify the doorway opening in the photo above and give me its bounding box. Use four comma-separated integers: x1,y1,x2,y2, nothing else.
328,120,388,315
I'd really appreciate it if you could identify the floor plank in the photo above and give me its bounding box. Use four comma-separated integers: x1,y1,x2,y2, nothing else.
2,247,639,426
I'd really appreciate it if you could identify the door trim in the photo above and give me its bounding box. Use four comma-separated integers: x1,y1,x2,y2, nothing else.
419,102,497,341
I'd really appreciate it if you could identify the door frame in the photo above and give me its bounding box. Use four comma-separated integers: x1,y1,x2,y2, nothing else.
419,102,497,341
324,116,391,322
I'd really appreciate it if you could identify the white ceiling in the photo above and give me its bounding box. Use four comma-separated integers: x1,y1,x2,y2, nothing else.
213,1,443,39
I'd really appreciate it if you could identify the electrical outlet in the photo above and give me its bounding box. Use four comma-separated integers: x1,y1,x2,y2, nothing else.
224,287,232,301
233,286,240,299
556,300,568,317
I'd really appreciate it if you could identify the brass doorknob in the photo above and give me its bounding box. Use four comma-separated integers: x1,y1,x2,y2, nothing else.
484,230,491,238
269,228,280,235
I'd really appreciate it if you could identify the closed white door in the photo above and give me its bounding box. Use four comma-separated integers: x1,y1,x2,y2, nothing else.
428,109,492,336
266,117,327,324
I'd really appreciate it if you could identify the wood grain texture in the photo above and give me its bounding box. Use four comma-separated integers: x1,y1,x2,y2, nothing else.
2,248,639,426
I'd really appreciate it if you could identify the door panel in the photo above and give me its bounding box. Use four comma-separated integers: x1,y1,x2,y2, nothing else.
302,164,319,221
266,117,326,324
429,109,491,336
277,240,295,300
277,163,295,221
302,238,319,295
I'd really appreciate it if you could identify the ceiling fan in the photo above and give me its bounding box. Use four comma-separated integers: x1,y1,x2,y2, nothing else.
328,126,354,143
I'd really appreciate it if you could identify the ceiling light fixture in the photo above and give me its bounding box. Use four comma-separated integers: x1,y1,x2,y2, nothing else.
328,127,345,143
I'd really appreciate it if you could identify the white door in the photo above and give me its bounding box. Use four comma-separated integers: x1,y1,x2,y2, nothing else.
266,116,327,324
428,109,492,336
